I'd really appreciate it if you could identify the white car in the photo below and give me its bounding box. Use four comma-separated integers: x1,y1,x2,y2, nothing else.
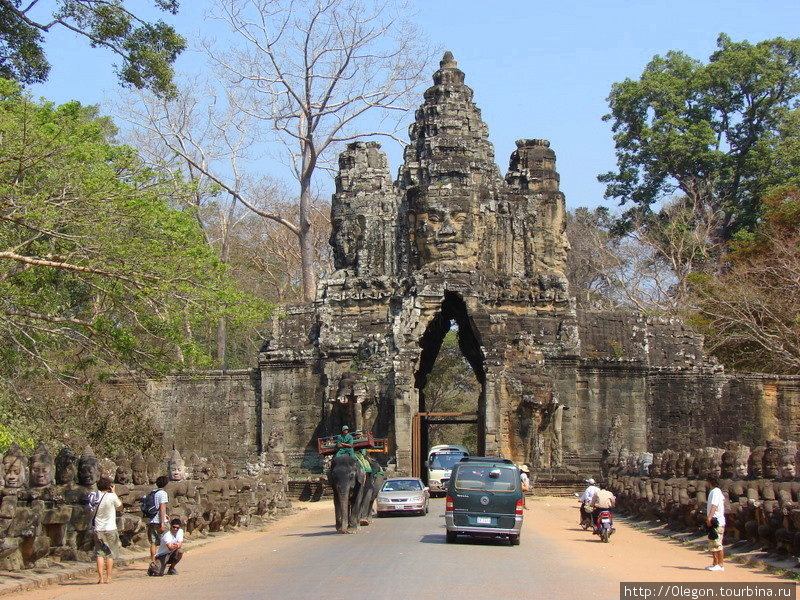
376,477,430,516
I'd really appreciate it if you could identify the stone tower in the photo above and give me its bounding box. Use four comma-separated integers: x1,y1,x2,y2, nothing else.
259,52,715,475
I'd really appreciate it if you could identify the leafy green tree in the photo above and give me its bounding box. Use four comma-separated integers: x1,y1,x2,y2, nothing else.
422,329,481,449
0,79,269,447
0,0,185,96
688,187,800,374
601,34,800,245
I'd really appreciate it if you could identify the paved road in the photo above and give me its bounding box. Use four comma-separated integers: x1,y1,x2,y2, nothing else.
13,497,794,600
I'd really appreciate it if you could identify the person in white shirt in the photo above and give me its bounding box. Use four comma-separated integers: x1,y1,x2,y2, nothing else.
705,475,726,572
153,518,184,576
578,478,599,525
519,464,530,510
88,476,123,584
148,475,170,564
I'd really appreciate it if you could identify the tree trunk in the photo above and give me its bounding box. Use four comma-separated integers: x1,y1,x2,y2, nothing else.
217,316,227,370
299,159,317,302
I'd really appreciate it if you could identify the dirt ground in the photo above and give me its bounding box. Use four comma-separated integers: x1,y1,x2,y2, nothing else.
8,496,796,599
529,496,796,584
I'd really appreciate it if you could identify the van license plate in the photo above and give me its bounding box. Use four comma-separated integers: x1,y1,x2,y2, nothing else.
477,516,491,525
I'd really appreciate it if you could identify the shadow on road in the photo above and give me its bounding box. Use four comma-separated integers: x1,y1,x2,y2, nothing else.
419,534,515,547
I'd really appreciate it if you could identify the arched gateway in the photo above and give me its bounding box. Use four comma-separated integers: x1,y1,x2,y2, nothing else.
258,53,713,476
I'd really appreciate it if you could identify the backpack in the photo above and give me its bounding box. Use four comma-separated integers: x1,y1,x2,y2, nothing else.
140,489,160,518
87,490,103,513
86,490,107,530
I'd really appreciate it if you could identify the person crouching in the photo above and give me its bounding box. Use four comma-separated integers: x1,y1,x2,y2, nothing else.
152,518,184,576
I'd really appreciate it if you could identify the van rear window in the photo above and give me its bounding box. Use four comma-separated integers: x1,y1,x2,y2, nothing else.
454,466,518,492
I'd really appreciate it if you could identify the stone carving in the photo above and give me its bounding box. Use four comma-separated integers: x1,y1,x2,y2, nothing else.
2,443,27,490
77,446,100,488
114,452,132,486
130,452,148,486
146,456,161,484
168,450,186,482
0,442,289,572
606,439,800,556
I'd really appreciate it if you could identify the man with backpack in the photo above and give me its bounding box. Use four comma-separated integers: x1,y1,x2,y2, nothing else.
145,475,169,565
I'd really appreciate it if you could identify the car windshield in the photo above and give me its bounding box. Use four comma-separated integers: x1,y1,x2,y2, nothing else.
382,480,422,492
454,466,517,492
430,452,468,470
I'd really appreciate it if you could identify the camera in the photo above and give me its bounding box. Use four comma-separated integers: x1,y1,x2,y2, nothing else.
705,517,719,539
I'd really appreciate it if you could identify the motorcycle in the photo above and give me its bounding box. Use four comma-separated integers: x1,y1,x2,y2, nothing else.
592,509,615,542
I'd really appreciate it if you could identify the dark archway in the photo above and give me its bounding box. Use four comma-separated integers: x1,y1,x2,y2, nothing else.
414,292,486,476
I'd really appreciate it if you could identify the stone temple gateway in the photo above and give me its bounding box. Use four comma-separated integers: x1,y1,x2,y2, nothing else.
257,53,800,477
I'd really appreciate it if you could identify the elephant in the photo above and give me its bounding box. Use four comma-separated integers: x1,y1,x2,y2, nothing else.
328,455,367,534
358,457,385,526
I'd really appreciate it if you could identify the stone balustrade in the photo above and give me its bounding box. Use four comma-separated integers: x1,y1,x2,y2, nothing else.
0,443,289,571
601,440,800,556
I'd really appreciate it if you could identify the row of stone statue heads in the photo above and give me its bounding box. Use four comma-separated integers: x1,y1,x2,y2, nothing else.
0,442,288,572
1,441,241,493
604,439,799,481
603,439,800,557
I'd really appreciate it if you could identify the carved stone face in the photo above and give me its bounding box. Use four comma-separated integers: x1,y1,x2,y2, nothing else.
78,457,100,486
779,456,796,479
115,465,132,485
169,459,186,482
330,215,364,269
411,197,478,265
3,455,26,488
55,448,77,485
763,453,779,479
131,462,148,486
735,459,748,479
30,459,54,487
749,448,765,478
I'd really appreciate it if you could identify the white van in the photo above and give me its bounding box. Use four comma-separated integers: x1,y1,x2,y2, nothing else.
426,444,470,495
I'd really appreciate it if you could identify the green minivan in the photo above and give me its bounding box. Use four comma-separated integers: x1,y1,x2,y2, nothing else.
444,457,524,545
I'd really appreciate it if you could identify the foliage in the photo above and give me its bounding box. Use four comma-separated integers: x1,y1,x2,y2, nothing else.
0,381,160,457
566,203,717,315
600,34,800,245
565,207,619,309
688,188,800,374
0,0,185,96
0,79,270,445
422,328,481,449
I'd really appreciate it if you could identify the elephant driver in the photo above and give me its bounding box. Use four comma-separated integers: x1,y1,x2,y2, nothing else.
335,426,355,458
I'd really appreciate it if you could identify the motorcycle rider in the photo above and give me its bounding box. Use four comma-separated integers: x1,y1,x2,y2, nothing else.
590,481,616,531
578,478,599,525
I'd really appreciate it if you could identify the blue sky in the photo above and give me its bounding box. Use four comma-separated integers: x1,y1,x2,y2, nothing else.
28,0,800,211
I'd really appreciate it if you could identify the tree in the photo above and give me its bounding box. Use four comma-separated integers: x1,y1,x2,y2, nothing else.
689,188,800,374
566,201,722,315
565,207,619,310
600,34,800,246
0,79,269,394
205,0,435,301
0,0,185,96
422,329,481,449
117,80,334,364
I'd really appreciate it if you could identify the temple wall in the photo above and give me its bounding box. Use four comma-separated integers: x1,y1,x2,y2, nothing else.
570,364,650,454
144,370,261,464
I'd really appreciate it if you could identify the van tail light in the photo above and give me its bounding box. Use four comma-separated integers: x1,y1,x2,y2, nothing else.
515,498,524,516
445,496,453,514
